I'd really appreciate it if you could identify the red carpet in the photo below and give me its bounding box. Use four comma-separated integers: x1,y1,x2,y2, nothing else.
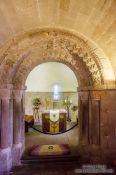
30,144,71,156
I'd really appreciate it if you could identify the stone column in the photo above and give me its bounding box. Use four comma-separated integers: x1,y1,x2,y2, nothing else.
78,91,89,146
0,85,13,173
12,87,25,166
89,91,101,145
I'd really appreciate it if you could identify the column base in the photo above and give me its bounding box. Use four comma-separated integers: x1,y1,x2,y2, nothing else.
0,147,12,174
12,143,23,166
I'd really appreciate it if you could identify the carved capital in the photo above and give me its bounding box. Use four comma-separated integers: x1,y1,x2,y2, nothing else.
13,90,24,100
78,91,89,101
89,91,101,100
0,84,13,99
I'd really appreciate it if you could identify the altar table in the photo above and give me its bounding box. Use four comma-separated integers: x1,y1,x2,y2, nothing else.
42,109,67,133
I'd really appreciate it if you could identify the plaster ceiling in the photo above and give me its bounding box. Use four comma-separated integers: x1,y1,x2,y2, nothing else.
0,0,116,82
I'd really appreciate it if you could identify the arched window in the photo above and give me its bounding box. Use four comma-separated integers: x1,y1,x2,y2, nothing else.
52,84,61,101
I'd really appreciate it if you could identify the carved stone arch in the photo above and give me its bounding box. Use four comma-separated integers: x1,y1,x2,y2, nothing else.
12,55,91,89
0,28,111,88
10,38,98,89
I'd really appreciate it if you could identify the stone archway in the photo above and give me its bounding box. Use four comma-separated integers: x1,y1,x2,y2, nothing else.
0,28,109,88
0,28,115,173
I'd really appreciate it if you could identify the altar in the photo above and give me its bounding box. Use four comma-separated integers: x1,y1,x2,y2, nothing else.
42,109,67,133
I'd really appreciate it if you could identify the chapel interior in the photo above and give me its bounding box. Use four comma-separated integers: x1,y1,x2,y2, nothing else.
0,0,116,175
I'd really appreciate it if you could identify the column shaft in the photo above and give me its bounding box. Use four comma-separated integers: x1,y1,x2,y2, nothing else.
1,99,10,148
0,86,13,173
13,99,22,144
12,88,25,166
79,91,89,146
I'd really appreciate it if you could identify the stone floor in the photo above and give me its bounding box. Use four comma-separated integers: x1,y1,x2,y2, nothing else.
11,155,116,175
11,162,81,175
10,127,80,175
25,125,79,153
8,127,116,175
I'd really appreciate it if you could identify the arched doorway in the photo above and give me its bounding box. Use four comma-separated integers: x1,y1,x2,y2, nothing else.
24,62,79,157
0,29,115,172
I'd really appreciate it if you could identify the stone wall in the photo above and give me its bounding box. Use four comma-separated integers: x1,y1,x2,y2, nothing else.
79,89,116,163
100,90,116,149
